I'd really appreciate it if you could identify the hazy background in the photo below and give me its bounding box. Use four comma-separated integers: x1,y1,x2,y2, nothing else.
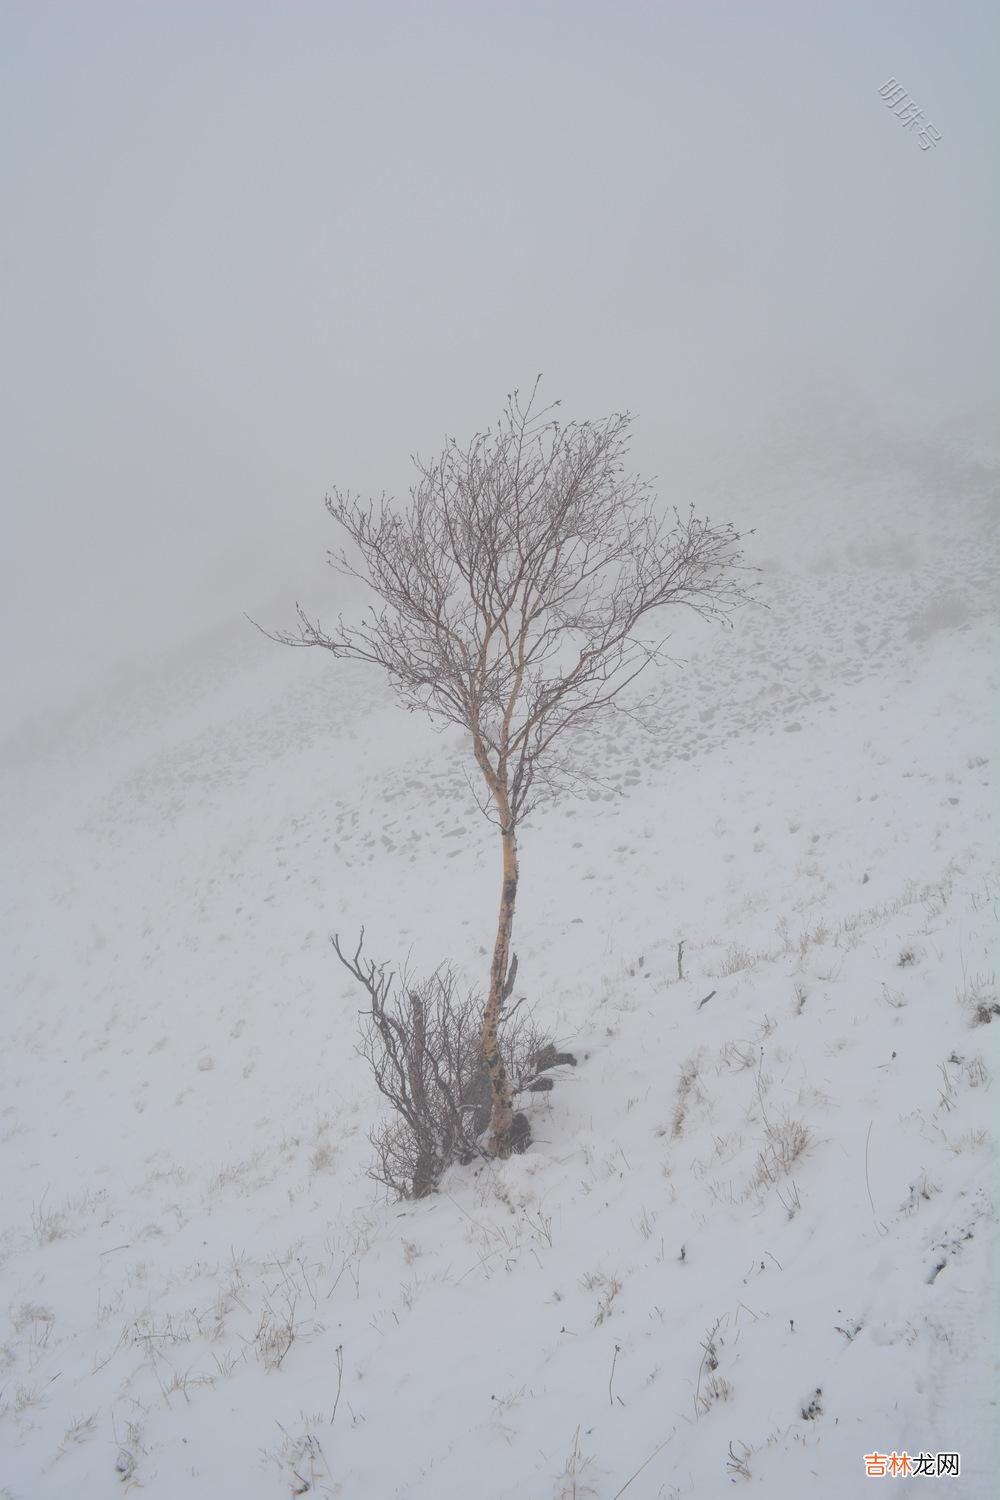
1,0,996,734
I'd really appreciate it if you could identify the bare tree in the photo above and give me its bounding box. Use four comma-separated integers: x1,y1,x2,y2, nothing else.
273,382,754,1155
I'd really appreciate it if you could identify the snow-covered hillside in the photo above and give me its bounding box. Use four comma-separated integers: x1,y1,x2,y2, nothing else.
1,429,997,1498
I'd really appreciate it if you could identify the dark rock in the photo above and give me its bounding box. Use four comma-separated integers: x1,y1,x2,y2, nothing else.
531,1044,578,1074
510,1112,531,1153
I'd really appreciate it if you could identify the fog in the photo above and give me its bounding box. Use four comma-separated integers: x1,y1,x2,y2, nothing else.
1,0,996,733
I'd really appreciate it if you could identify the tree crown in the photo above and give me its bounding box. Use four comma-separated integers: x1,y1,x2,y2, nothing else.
276,382,755,824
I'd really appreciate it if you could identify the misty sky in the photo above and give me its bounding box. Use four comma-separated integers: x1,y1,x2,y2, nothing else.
1,1,996,731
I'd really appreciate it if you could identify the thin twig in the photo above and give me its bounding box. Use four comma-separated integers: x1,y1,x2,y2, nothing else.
330,1344,344,1424
865,1120,888,1236
610,1427,677,1498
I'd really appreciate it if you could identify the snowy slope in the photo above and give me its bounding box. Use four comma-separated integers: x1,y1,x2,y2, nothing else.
1,430,997,1499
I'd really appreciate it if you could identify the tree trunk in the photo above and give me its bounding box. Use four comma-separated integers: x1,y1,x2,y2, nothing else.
481,816,518,1155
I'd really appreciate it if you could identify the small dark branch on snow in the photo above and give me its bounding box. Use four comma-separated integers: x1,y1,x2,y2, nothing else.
330,1343,344,1424
609,1343,622,1406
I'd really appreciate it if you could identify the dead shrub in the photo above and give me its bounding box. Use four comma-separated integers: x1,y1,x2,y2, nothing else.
334,932,552,1198
953,968,999,1027
671,1052,704,1137
752,1115,811,1190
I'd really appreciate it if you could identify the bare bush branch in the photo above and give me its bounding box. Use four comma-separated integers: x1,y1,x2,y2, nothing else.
334,932,550,1197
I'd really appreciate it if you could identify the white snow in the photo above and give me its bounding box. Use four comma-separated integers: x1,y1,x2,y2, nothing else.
1,427,997,1498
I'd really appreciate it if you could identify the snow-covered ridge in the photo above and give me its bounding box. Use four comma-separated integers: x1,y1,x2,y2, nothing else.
1,436,996,1498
